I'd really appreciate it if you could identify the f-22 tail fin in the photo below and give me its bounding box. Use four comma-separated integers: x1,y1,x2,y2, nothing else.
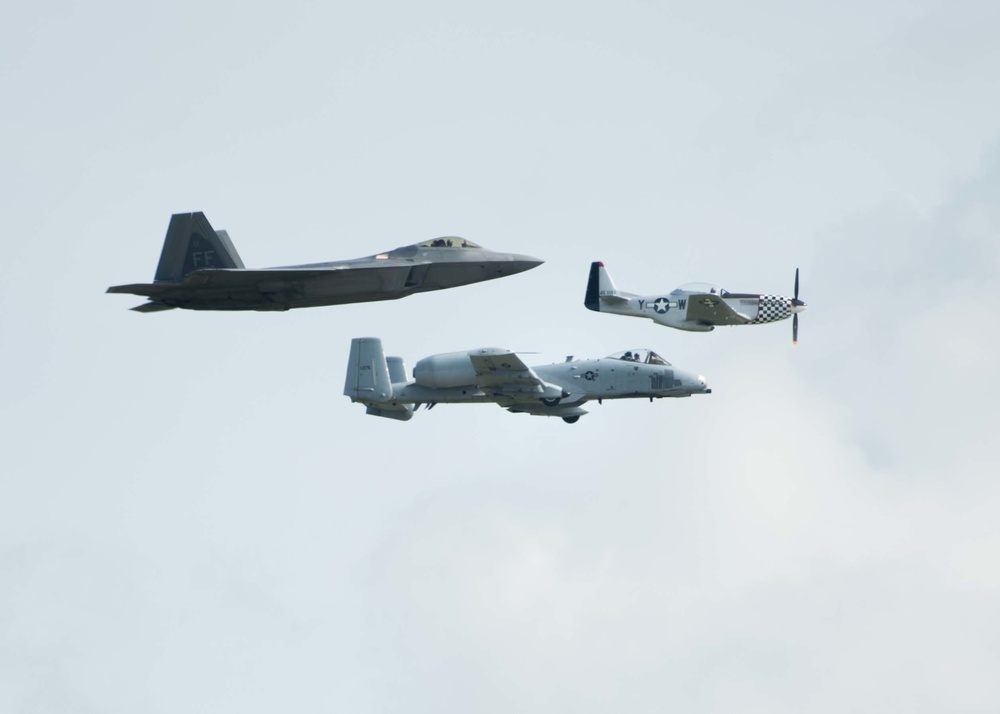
154,212,245,283
106,212,246,311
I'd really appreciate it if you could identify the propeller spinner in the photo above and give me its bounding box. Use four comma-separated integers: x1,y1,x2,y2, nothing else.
790,267,806,344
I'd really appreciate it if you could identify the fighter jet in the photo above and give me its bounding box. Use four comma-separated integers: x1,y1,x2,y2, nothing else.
585,262,807,343
107,212,543,312
344,337,710,424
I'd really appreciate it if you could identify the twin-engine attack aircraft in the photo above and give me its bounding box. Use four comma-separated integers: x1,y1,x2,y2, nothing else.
107,212,543,312
585,262,807,343
344,338,710,424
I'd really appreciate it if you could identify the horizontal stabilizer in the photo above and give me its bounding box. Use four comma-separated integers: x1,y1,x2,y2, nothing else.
130,302,175,313
107,283,165,296
599,293,630,304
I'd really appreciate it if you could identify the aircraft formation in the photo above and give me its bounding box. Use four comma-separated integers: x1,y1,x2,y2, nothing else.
109,211,806,423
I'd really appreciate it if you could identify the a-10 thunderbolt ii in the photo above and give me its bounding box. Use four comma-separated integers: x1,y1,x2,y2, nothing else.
344,337,710,424
585,262,807,343
107,212,543,312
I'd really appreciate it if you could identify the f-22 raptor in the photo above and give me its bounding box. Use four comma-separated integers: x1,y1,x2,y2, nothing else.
108,212,543,312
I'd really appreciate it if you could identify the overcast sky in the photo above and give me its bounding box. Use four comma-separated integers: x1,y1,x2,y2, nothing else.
3,1,999,712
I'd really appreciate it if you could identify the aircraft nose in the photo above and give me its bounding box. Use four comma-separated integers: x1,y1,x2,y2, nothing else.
506,253,544,275
791,298,807,313
677,370,710,394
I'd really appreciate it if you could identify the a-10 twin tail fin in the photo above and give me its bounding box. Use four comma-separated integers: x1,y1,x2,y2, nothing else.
343,337,414,421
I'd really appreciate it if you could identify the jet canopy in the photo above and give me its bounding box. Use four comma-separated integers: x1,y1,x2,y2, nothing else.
673,282,728,296
417,237,482,249
607,349,671,366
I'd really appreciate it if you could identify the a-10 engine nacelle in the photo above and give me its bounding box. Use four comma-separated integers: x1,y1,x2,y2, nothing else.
412,351,479,388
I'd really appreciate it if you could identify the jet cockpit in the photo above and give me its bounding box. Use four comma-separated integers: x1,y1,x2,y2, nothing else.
607,349,672,366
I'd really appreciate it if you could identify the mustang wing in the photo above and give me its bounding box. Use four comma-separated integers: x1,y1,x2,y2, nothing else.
685,294,752,326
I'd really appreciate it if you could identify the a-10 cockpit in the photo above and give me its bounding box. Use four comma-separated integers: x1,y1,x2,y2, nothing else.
607,349,672,366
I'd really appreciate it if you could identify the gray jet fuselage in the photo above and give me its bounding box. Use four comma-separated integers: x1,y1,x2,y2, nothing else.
344,339,710,423
155,244,540,311
397,354,707,406
107,212,542,312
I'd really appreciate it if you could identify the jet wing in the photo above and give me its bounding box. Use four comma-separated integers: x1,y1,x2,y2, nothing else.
685,294,752,326
108,264,413,304
469,350,543,391
468,350,569,408
178,265,407,290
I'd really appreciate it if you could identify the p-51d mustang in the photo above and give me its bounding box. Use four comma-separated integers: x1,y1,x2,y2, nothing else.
585,262,807,343
344,338,710,424
108,212,542,312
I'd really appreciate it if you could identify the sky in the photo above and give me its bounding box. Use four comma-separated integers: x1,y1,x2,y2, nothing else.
2,1,999,711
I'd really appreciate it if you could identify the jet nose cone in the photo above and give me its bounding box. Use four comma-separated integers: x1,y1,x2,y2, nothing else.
506,253,544,275
677,370,710,395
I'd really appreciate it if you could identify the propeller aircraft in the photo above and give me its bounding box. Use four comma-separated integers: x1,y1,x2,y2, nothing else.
344,338,711,424
585,262,807,343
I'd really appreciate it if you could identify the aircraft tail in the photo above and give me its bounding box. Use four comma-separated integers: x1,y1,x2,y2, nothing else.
386,356,410,384
344,338,414,421
153,212,245,283
584,261,626,311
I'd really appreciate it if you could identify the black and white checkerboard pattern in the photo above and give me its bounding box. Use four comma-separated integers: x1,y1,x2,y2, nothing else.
750,295,791,323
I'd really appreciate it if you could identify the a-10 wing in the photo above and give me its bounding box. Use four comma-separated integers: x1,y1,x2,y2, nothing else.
469,350,541,390
468,349,563,407
684,294,752,326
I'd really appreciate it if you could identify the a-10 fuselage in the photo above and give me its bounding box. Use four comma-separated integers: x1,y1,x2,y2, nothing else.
343,339,710,423
397,349,708,404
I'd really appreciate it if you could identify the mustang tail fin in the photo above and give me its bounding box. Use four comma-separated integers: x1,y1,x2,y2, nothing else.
154,212,245,283
585,261,628,311
344,338,414,421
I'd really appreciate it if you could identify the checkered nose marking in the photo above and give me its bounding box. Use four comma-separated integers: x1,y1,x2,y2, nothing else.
752,295,792,323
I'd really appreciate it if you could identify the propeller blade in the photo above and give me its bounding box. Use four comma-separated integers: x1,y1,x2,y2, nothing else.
794,267,800,301
793,313,799,345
